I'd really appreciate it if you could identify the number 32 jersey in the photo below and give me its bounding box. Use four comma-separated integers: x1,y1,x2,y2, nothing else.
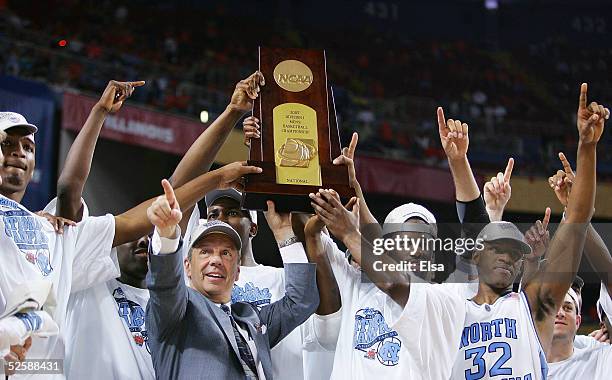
450,291,548,380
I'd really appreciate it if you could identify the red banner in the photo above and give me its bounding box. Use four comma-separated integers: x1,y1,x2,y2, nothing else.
62,91,485,203
62,91,206,155
356,155,485,202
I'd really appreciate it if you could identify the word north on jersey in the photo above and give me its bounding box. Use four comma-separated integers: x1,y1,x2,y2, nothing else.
460,318,518,348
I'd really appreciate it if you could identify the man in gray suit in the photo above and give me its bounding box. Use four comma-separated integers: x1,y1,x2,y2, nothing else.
145,179,319,379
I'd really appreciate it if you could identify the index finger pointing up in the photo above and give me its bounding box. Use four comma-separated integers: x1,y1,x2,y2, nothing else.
161,179,177,207
503,157,514,182
542,207,551,230
437,107,446,134
347,132,358,160
579,83,588,110
558,152,574,176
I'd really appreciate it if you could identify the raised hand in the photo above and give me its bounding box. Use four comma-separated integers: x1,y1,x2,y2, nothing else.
228,71,265,114
263,200,294,242
35,211,77,234
147,179,182,238
309,189,359,243
484,158,514,221
212,161,262,191
548,152,575,207
524,207,551,262
577,83,609,145
332,132,358,188
304,214,326,237
96,80,145,113
243,116,261,147
588,327,610,344
437,107,469,161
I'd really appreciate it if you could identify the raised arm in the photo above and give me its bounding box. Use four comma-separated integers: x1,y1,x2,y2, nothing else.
145,179,188,340
439,107,489,279
548,152,612,295
56,80,144,221
170,72,264,233
522,207,551,285
437,107,480,202
483,158,514,222
302,214,342,315
112,161,262,247
258,230,319,348
525,83,608,346
332,132,378,226
584,224,612,296
310,189,412,306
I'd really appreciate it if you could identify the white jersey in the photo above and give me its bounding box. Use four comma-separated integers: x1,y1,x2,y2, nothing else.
0,195,117,380
64,279,153,379
548,283,612,379
309,234,477,380
394,265,550,380
450,292,547,380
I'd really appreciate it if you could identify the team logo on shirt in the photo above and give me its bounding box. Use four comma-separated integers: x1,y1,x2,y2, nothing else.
353,307,402,366
113,287,150,354
231,282,272,307
0,197,52,276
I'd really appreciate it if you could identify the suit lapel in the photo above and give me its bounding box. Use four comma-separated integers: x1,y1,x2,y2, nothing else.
204,300,241,360
233,303,273,380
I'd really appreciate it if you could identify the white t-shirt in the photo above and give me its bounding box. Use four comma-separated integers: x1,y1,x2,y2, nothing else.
232,254,335,380
547,341,612,379
548,283,612,379
573,334,600,350
64,279,153,379
306,234,477,380
46,197,153,379
0,195,117,379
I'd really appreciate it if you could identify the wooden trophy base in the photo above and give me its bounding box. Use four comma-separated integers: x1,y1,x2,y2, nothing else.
242,161,355,213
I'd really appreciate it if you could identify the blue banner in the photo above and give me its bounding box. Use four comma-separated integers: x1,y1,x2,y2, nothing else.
0,75,57,211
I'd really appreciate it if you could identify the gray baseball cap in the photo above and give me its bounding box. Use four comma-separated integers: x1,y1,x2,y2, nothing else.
188,220,242,252
477,221,532,255
204,188,257,223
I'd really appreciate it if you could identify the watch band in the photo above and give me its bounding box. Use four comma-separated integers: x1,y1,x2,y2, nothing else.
278,235,299,249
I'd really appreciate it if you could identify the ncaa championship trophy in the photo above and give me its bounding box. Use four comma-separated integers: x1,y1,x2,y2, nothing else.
242,47,355,212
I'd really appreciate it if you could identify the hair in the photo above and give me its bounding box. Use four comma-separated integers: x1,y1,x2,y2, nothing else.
0,130,6,143
571,275,584,294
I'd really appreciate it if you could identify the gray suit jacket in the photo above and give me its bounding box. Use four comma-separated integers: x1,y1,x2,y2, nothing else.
145,244,319,380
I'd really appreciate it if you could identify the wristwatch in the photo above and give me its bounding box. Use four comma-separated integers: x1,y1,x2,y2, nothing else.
278,235,299,248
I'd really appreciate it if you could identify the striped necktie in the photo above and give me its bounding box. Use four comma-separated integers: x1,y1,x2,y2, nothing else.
220,304,258,378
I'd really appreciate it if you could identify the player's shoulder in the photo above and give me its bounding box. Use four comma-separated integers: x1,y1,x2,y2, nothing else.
574,334,600,350
240,264,284,278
